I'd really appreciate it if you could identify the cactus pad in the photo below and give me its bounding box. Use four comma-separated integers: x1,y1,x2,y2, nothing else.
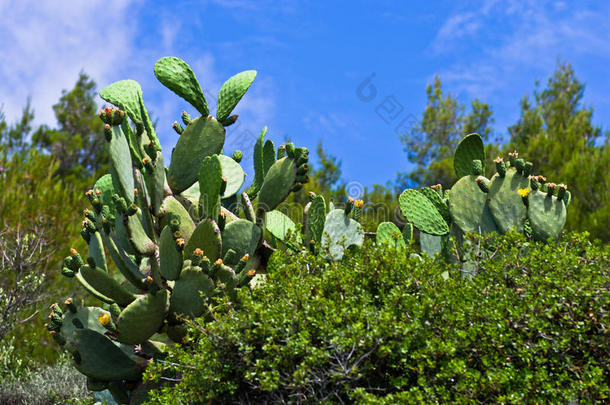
70,329,140,381
304,195,326,244
169,267,214,317
221,219,262,259
154,57,209,116
198,155,223,221
449,175,498,234
78,265,135,307
117,290,169,345
159,226,182,281
99,80,143,127
184,218,222,261
488,168,529,233
454,133,485,179
418,187,450,223
265,210,298,242
527,189,567,241
219,154,245,198
168,116,225,193
321,209,364,261
246,127,267,198
108,125,135,204
217,70,257,122
93,174,117,217
257,157,297,213
399,189,449,236
376,222,406,251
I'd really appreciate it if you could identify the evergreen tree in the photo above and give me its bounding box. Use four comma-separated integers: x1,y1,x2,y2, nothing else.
32,72,107,178
397,76,497,188
508,61,609,241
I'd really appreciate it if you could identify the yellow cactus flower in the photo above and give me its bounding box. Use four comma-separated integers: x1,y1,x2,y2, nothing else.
518,187,530,198
248,269,256,277
354,200,364,209
98,312,111,326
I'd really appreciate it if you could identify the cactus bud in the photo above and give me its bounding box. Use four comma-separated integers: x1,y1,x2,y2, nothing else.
80,228,91,243
86,256,96,268
514,158,525,174
291,183,303,193
169,218,181,232
84,209,95,222
430,184,443,196
64,297,77,313
472,159,483,175
218,211,226,232
70,250,84,268
232,150,243,163
103,124,112,141
126,203,138,216
285,142,295,158
344,197,354,216
523,161,533,177
297,164,309,176
508,151,519,167
101,217,111,234
191,248,204,266
557,184,567,201
181,111,191,126
529,175,540,190
61,267,75,277
145,141,157,159
220,177,228,195
175,238,185,249
172,121,184,135
223,249,238,265
221,114,238,127
518,187,530,206
546,183,556,197
296,174,309,184
475,176,490,193
277,145,286,159
494,157,506,177
200,256,211,275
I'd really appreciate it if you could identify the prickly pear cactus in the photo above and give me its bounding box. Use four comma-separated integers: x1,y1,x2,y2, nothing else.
48,57,309,404
396,133,570,262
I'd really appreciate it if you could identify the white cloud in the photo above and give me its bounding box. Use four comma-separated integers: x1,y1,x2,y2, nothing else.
0,0,140,126
430,1,610,104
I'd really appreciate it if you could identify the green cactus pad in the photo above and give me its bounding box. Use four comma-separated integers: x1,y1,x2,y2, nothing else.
488,168,529,233
263,139,276,176
149,151,167,216
159,226,182,281
418,187,451,223
265,210,298,242
399,189,449,236
117,290,169,345
70,329,141,381
216,70,257,122
321,209,364,261
449,175,498,234
376,222,406,251
78,265,136,307
304,195,326,244
419,232,446,257
454,133,485,179
219,154,245,198
402,223,413,243
221,219,262,259
198,155,223,220
99,80,144,128
257,157,297,213
61,307,110,339
527,190,567,241
154,57,209,116
168,116,225,193
160,196,196,242
93,174,117,218
75,272,115,304
246,127,267,198
108,125,135,204
184,219,222,261
88,231,108,273
169,267,214,317
123,210,156,256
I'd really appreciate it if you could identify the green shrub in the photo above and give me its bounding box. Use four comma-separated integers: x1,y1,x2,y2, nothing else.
144,232,609,403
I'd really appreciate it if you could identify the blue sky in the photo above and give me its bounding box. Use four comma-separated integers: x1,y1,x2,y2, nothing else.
1,0,609,191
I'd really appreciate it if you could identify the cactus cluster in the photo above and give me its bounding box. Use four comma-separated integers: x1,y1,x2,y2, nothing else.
263,195,365,261
384,133,570,257
46,57,309,403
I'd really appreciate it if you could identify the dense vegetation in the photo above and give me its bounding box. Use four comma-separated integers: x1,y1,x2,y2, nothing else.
144,233,609,403
0,59,607,404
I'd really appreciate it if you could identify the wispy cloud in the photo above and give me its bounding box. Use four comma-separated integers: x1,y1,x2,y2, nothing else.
0,0,141,126
430,1,610,105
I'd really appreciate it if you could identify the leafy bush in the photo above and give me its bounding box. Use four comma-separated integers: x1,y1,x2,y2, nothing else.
144,232,609,403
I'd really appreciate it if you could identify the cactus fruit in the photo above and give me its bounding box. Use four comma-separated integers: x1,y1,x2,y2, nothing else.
49,57,309,404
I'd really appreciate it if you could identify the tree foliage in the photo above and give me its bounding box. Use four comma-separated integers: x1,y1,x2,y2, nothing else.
398,76,497,188
508,61,609,241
